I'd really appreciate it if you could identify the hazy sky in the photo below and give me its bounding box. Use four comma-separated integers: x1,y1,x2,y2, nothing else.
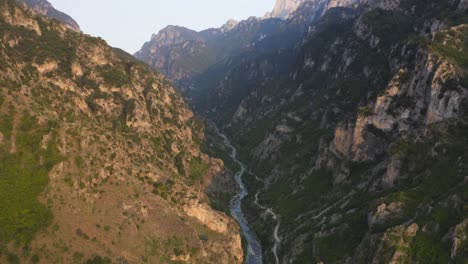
48,0,276,54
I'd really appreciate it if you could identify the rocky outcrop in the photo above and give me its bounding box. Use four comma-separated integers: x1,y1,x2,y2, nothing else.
368,202,404,229
450,219,468,259
184,202,228,234
372,224,419,264
459,0,468,10
221,19,239,33
426,58,467,124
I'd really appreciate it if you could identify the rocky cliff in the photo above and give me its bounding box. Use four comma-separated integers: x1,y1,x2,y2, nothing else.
0,1,242,263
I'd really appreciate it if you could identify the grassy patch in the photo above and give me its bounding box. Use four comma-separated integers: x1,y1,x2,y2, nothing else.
0,113,60,244
188,156,209,183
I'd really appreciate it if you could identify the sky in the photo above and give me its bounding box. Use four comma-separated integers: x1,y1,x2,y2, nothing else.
48,0,276,54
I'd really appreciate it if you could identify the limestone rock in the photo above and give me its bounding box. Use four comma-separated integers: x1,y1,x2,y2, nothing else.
184,203,228,234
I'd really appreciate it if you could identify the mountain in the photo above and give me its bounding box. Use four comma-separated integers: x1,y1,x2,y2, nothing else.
192,0,468,262
0,1,242,263
134,17,289,91
266,0,308,19
17,0,80,31
135,0,468,262
134,0,358,93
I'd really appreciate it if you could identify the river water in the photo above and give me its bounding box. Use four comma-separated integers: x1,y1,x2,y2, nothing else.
221,134,264,264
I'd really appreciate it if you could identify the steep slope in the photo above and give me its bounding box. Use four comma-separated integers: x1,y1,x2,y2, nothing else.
197,0,468,262
0,1,242,263
17,0,80,31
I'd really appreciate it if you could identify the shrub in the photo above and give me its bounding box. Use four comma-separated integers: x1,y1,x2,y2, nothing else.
85,255,111,264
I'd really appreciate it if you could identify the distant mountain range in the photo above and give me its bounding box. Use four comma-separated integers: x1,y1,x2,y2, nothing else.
134,0,342,91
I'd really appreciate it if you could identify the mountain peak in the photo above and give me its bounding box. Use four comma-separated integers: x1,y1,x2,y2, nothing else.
267,0,307,19
17,0,80,31
221,19,239,33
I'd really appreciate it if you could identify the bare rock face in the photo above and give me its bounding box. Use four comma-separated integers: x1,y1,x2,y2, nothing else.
330,114,387,165
221,19,239,33
17,0,80,31
451,219,468,259
184,202,228,234
426,59,466,124
459,0,468,10
266,0,360,20
368,202,404,228
382,159,402,187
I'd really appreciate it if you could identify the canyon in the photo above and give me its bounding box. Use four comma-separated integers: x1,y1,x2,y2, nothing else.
0,0,467,263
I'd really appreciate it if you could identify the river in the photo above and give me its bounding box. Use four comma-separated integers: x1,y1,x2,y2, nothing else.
221,134,264,264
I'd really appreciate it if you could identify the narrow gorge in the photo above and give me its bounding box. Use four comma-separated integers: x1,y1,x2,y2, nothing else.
221,134,263,264
136,0,468,262
0,0,467,263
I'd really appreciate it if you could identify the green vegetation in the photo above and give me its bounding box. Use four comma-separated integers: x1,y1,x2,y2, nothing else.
361,9,413,45
21,63,38,83
315,221,366,263
431,27,468,86
188,156,209,183
404,233,451,263
235,117,274,160
151,179,174,199
85,255,111,264
200,141,238,172
75,155,84,168
263,170,333,222
0,112,61,244
97,64,131,87
432,32,468,67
